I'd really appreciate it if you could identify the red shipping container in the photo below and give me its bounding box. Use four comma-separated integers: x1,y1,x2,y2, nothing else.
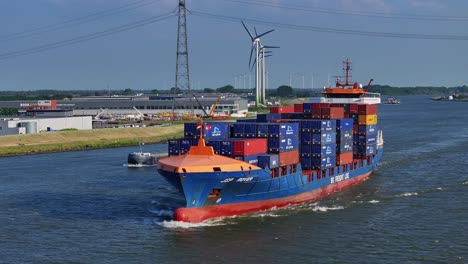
357,104,377,115
312,108,321,119
233,138,267,156
349,104,359,114
321,107,344,119
337,152,353,165
353,124,359,134
294,104,303,113
278,150,300,166
270,106,295,114
330,103,343,107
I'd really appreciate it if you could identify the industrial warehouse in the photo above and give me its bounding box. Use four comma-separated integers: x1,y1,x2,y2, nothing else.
0,93,250,136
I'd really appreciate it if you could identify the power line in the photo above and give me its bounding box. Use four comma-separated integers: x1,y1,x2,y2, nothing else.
0,11,177,61
222,0,468,22
0,0,161,42
190,11,468,40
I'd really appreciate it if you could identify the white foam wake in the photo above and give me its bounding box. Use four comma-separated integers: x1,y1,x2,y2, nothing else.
157,219,226,229
398,192,418,197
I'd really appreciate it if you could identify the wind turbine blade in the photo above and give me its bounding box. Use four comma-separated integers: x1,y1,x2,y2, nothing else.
241,21,254,41
250,57,257,72
257,29,275,38
254,27,258,37
265,54,273,58
263,45,280,49
249,46,255,67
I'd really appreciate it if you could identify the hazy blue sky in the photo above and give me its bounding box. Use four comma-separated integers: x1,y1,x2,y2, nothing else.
0,0,467,90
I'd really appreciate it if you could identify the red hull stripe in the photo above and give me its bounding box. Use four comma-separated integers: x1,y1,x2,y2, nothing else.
174,172,372,223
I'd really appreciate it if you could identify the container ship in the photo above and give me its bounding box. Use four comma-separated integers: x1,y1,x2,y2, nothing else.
157,61,383,223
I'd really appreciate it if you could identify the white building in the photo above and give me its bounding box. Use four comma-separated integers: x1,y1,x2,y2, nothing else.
0,116,92,136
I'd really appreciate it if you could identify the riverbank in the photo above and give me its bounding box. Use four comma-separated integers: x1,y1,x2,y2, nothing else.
0,124,183,157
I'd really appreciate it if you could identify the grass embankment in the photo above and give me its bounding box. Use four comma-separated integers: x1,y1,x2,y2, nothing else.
0,124,183,157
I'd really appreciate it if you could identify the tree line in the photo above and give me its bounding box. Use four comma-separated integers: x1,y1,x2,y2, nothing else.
0,84,466,101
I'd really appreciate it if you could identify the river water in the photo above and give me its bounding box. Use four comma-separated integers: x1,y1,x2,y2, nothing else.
0,96,467,264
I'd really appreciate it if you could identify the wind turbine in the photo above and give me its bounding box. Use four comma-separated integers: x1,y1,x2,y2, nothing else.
241,21,277,107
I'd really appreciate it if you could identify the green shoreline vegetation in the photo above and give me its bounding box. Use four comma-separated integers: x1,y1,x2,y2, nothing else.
0,124,183,157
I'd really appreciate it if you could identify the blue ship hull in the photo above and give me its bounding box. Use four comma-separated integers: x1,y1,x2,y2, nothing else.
158,149,382,222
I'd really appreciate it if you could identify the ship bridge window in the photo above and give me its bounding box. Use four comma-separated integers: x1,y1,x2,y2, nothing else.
213,167,221,172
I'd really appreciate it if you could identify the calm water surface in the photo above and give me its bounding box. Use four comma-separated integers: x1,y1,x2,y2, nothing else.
0,96,467,264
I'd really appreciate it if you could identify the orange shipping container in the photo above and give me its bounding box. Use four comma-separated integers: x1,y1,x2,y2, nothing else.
358,114,378,125
278,150,300,167
337,152,353,165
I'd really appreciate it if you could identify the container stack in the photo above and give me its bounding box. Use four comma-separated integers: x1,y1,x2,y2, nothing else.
353,104,378,159
172,101,379,170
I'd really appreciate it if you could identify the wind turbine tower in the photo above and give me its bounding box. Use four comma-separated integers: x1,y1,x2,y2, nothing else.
175,0,193,114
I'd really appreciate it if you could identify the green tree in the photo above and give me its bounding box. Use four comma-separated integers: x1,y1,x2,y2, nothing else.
277,85,294,97
216,85,234,93
204,88,215,93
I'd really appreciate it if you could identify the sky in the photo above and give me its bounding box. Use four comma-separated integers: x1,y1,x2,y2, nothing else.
0,0,467,91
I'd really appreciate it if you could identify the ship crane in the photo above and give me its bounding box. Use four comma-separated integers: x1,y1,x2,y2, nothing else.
133,106,152,120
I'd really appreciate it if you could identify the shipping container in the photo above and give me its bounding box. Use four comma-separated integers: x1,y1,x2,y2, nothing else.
337,129,353,142
301,144,336,157
219,139,238,157
336,118,354,131
257,154,279,169
336,152,353,165
270,106,295,114
311,132,337,145
168,139,180,156
300,131,312,145
353,143,377,157
268,136,299,153
321,107,345,119
236,119,256,123
281,113,312,119
358,114,378,125
183,122,200,138
244,123,257,138
204,122,230,139
337,139,353,154
231,123,245,138
234,154,259,165
278,150,300,166
267,123,299,138
358,104,378,115
233,138,267,156
294,103,303,113
312,108,321,119
358,134,377,145
302,103,313,113
256,123,269,138
205,140,221,154
256,113,282,122
358,125,377,135
301,155,336,170
349,104,359,114
350,113,359,124
179,138,195,153
301,120,336,133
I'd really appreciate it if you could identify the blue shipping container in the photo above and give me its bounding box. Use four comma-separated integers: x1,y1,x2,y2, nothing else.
256,123,269,138
336,118,353,131
244,123,257,138
257,154,279,169
354,143,377,156
205,140,221,154
257,113,282,122
301,156,336,170
219,139,237,157
337,139,353,153
168,139,180,156
183,122,199,138
358,125,378,135
311,144,336,157
268,136,299,153
204,122,230,139
337,129,353,142
358,134,377,145
234,154,259,165
312,132,336,145
301,120,336,133
231,123,245,138
302,103,313,113
268,123,299,138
